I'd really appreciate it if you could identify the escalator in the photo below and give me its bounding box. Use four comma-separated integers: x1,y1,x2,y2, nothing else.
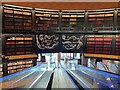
24,71,53,88
1,62,120,90
66,62,120,90
1,62,81,89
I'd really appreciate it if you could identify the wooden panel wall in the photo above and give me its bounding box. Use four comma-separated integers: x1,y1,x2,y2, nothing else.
2,2,119,10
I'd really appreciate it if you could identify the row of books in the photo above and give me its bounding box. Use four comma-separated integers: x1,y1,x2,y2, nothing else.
62,12,85,31
0,64,3,77
35,14,59,31
7,60,33,71
115,37,120,55
8,64,33,74
7,60,33,66
4,9,32,15
86,36,113,54
5,36,33,56
4,9,32,31
86,36,120,55
3,6,120,32
3,6,37,76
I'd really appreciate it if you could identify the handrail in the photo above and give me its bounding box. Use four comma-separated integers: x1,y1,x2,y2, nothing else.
67,69,94,90
28,71,46,88
62,69,78,89
88,62,95,68
98,62,110,72
67,62,119,89
4,63,48,89
107,62,120,74
108,62,120,71
7,71,36,88
0,62,47,82
67,62,120,79
67,69,113,89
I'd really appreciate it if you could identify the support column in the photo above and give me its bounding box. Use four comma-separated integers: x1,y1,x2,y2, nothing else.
88,58,91,67
0,3,2,57
81,53,88,66
37,53,41,62
58,52,61,68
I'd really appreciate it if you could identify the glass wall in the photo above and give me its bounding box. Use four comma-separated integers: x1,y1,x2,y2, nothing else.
42,53,58,63
61,53,80,60
38,53,81,62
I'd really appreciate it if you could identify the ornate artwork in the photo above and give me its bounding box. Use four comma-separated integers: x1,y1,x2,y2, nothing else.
36,34,59,50
36,34,83,52
62,35,83,50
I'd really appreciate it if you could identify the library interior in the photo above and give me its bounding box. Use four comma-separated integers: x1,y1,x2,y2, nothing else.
0,1,120,89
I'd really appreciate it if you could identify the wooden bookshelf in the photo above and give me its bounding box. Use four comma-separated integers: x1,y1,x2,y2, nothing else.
0,63,3,77
3,6,33,33
35,9,59,31
115,35,120,55
84,53,120,60
4,35,34,56
5,54,37,60
86,35,113,55
2,4,119,33
62,11,85,31
1,34,37,76
88,10,114,31
7,59,33,74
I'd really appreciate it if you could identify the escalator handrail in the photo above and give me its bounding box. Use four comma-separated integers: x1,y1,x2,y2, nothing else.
67,62,113,88
108,62,120,72
67,62,120,79
67,69,93,90
88,62,95,68
27,71,46,88
62,68,79,89
99,62,110,72
7,71,36,88
0,62,47,82
74,69,115,89
67,63,118,89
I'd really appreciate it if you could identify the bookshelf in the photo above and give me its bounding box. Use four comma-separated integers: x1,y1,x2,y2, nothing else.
62,11,85,31
1,4,37,76
4,35,34,56
115,35,120,55
84,53,120,60
87,9,114,31
84,35,120,60
3,5,33,33
35,9,59,31
1,34,37,76
0,63,3,77
2,4,119,33
86,35,113,55
7,59,33,74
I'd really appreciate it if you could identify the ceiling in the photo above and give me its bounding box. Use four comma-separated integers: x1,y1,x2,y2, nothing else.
1,0,120,2
1,1,120,10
